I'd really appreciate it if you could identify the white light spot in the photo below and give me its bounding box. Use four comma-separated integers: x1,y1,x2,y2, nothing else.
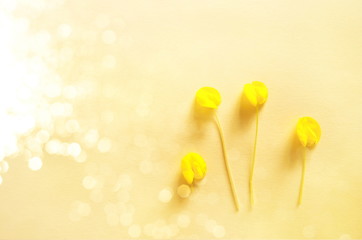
45,139,61,155
69,201,91,221
177,184,191,199
28,157,42,171
17,86,31,100
0,161,9,173
2,0,17,11
50,102,73,117
14,115,36,135
75,151,87,163
35,31,51,46
57,24,72,38
45,82,62,98
59,143,68,156
102,30,116,44
159,188,173,203
84,129,99,148
25,137,42,153
102,55,116,69
15,17,29,35
212,225,225,238
36,130,50,143
63,85,78,99
177,214,190,228
128,224,141,238
82,176,97,190
67,142,82,157
0,175,2,185
76,202,91,217
97,138,112,153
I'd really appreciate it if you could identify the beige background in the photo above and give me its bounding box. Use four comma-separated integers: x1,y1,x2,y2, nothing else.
0,0,361,239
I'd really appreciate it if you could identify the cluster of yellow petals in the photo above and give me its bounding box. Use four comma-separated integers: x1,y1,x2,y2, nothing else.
181,152,207,185
188,84,322,208
296,117,321,148
195,87,221,109
244,81,268,107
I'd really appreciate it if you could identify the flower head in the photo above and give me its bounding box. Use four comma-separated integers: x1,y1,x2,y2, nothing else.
196,87,221,109
244,81,268,107
181,152,207,184
296,117,321,148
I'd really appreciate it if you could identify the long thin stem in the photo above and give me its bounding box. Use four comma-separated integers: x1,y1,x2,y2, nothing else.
249,106,259,207
298,147,307,206
214,112,240,211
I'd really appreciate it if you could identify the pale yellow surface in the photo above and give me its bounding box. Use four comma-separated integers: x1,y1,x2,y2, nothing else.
0,0,361,239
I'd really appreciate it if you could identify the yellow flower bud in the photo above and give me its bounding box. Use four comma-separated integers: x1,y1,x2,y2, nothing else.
181,152,207,184
195,86,240,210
195,87,221,109
244,81,268,107
296,117,321,148
242,81,268,207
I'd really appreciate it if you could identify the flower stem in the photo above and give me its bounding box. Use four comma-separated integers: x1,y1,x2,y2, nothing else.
214,112,240,211
249,106,259,207
298,147,307,206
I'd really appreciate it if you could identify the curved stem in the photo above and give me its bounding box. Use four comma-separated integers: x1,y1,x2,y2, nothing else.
214,112,240,211
249,106,259,207
298,147,307,206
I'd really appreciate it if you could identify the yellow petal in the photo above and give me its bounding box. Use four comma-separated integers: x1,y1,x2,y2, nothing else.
192,160,207,180
196,87,221,109
181,156,192,170
296,117,321,148
243,81,268,107
252,81,268,105
181,152,207,184
244,83,258,107
182,170,194,184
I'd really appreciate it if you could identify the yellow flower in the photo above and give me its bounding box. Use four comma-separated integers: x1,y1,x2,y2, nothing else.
296,117,321,148
296,116,321,206
195,86,240,210
244,81,268,107
196,87,221,109
181,152,207,184
242,81,268,207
